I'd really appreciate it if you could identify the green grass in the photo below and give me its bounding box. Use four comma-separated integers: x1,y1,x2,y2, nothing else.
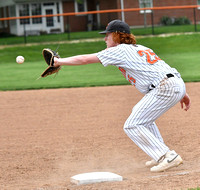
0,41,129,91
137,33,200,82
132,24,199,35
0,24,199,45
0,33,200,91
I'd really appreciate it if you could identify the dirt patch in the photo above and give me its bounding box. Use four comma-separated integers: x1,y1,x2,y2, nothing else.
0,83,199,190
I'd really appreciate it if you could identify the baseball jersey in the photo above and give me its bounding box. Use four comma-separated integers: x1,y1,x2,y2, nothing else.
96,44,179,94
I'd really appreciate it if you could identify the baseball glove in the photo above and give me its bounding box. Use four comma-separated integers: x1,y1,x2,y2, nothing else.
40,48,61,78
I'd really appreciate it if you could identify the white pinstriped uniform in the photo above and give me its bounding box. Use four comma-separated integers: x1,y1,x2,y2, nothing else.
96,44,186,161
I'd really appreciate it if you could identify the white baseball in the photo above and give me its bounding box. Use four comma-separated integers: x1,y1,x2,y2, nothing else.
16,56,25,64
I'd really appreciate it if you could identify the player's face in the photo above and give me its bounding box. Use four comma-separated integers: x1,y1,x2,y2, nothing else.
104,33,118,48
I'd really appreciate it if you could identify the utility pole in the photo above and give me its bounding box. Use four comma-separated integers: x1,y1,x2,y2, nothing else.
120,0,125,22
143,0,147,28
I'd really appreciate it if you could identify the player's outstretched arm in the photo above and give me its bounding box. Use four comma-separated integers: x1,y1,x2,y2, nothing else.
54,54,100,66
180,93,191,111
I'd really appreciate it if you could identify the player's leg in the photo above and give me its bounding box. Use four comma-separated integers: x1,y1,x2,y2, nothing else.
123,94,170,162
145,122,164,167
149,77,186,172
146,122,164,143
124,77,186,162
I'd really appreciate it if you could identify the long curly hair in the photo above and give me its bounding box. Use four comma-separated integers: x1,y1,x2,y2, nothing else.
112,32,136,45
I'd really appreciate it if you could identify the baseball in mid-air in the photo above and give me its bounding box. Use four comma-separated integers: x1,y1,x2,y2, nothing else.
16,56,25,64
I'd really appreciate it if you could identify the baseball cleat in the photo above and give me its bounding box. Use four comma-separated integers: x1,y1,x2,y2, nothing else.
145,159,158,167
150,150,183,172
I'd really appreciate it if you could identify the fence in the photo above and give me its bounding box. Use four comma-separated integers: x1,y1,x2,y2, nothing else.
0,5,199,43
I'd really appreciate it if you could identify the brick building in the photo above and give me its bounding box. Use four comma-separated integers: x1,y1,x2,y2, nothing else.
0,0,199,36
95,0,200,30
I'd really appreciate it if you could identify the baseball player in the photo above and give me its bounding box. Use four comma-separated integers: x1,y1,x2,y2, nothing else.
53,20,191,172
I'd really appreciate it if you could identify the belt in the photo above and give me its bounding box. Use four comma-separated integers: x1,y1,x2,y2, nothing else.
166,73,174,78
150,73,174,89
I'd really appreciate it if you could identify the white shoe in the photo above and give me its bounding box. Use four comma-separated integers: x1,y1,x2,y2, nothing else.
145,159,158,167
150,150,183,172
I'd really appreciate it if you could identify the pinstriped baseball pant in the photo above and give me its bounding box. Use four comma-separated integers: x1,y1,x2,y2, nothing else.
124,76,186,162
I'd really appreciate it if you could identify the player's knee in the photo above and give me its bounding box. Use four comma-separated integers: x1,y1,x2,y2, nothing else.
123,120,136,132
123,124,129,135
123,117,142,134
123,121,128,131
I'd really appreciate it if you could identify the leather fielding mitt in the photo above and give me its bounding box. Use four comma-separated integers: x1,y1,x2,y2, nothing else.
41,48,61,78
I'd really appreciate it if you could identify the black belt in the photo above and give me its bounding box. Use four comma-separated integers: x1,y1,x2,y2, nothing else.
151,74,174,89
166,73,174,78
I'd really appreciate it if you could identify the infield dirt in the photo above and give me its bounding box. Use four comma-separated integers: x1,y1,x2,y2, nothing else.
0,83,199,190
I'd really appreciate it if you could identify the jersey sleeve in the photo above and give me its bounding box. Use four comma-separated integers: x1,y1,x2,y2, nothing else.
96,45,125,67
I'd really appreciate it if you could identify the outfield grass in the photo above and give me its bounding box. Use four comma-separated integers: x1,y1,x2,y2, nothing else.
0,33,200,91
0,24,199,45
139,33,200,82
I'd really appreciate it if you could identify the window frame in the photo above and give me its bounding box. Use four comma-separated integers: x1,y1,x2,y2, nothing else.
138,0,153,14
31,3,42,24
74,0,87,15
19,4,30,25
197,0,200,9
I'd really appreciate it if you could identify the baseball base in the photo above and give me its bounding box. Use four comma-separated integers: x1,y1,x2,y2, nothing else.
70,172,123,185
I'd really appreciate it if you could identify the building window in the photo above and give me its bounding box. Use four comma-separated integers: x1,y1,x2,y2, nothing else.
9,5,16,26
19,4,30,24
74,0,87,13
198,0,200,9
0,7,8,28
139,0,153,13
45,9,54,27
31,4,42,24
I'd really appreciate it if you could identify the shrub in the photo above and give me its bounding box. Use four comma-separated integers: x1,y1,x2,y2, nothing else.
161,16,191,26
160,16,173,26
173,16,191,25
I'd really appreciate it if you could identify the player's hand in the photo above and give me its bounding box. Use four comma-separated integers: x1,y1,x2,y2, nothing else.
180,93,191,111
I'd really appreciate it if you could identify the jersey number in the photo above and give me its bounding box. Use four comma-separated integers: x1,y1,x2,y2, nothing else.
119,67,136,85
137,49,161,64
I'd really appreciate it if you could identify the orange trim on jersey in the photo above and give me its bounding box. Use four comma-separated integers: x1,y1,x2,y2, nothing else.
118,67,136,86
119,67,126,77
